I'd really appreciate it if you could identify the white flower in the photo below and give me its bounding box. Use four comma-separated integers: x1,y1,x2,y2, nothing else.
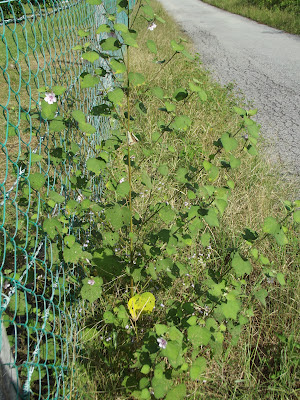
160,303,165,308
88,279,95,286
148,22,157,31
119,177,125,183
157,337,167,349
44,92,57,105
77,193,84,202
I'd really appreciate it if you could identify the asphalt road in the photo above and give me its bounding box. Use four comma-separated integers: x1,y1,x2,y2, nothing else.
158,0,300,189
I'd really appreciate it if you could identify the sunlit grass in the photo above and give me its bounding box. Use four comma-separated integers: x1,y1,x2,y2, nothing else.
202,0,300,35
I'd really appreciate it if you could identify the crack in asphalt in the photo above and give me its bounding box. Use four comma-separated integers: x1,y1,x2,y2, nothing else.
158,0,300,191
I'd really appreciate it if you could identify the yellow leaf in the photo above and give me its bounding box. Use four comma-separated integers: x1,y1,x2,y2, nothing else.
128,292,155,321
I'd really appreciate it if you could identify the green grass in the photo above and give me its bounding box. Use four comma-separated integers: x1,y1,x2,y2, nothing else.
202,0,300,35
72,1,300,399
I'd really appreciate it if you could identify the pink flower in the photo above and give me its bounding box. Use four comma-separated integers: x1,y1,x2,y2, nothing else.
88,279,95,286
44,92,57,105
148,22,157,31
157,337,167,349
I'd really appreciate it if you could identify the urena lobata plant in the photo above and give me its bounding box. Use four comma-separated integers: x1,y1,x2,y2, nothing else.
12,0,300,398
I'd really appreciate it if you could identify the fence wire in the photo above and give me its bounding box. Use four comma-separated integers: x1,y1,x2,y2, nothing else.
0,0,133,398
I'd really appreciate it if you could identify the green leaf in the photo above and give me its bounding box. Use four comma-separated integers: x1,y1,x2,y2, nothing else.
81,277,103,302
29,173,46,190
86,158,106,175
141,171,152,189
108,87,124,105
175,167,188,183
168,326,183,343
221,132,238,152
52,86,65,95
103,231,119,247
43,218,62,240
162,340,183,368
203,209,219,227
165,384,186,400
110,59,126,74
142,4,154,18
105,204,123,230
79,121,96,135
94,67,106,76
128,72,145,86
81,74,99,88
170,40,184,52
229,154,241,169
63,242,85,263
141,365,151,375
72,44,82,51
103,311,116,324
293,210,300,223
64,235,75,248
82,51,99,63
263,217,279,234
247,123,259,138
158,164,169,176
101,37,121,51
96,24,111,35
72,110,86,123
247,144,258,156
156,16,166,23
93,249,124,279
152,375,170,399
41,100,57,119
136,101,147,114
171,115,192,131
164,101,176,112
173,87,188,101
116,181,130,197
114,23,128,33
87,0,103,5
254,289,268,307
232,252,252,277
49,119,65,132
277,272,286,286
187,326,210,347
151,86,164,99
208,165,219,182
155,324,168,336
187,316,198,326
233,106,246,116
181,49,194,60
30,153,43,163
263,216,288,245
159,205,176,224
49,191,65,204
221,299,241,320
201,232,210,246
147,39,157,54
78,29,90,37
122,32,138,48
190,357,206,381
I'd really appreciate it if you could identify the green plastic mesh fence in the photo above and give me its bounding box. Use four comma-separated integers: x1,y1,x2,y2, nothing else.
0,0,133,398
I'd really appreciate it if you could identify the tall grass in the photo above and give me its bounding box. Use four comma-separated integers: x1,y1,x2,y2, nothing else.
202,0,300,35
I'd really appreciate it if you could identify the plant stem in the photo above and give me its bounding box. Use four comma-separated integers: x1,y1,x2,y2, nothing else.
126,6,134,298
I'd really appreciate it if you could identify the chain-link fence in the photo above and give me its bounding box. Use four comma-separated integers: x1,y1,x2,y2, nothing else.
0,0,133,398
